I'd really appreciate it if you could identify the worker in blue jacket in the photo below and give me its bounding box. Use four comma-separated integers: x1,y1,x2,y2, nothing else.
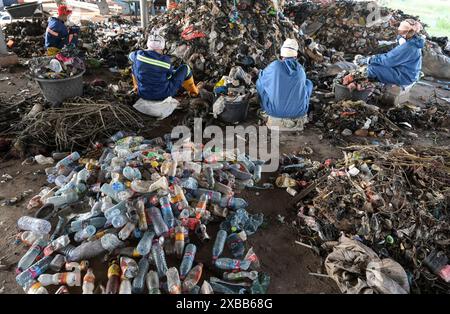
128,34,199,101
256,39,313,130
356,19,424,87
45,5,75,56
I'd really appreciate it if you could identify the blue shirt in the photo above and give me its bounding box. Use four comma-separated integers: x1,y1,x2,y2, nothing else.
129,50,177,100
368,35,425,86
256,58,313,118
45,17,69,49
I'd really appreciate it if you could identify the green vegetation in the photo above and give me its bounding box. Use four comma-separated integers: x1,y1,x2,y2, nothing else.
385,0,450,37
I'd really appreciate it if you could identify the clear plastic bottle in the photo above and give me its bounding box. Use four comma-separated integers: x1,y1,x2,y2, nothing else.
200,280,214,294
135,199,148,231
172,185,189,209
106,261,121,294
82,268,95,294
56,151,80,168
112,213,128,228
49,254,66,272
193,189,221,203
223,270,259,281
74,225,96,242
195,194,209,219
136,231,155,256
19,231,47,246
119,257,138,279
149,176,169,192
16,256,52,287
118,222,135,240
212,229,227,261
119,277,132,294
100,183,120,202
159,196,175,229
253,164,262,182
166,267,181,294
180,244,197,280
17,216,52,234
50,216,66,241
66,240,103,262
227,232,245,258
17,237,47,271
182,263,203,292
38,271,81,287
115,247,140,258
45,191,78,208
219,196,248,209
146,270,160,294
151,240,168,278
147,206,169,236
203,166,215,188
180,177,198,190
122,166,142,181
43,235,70,256
65,261,89,272
174,225,185,257
132,257,149,294
69,217,107,233
214,258,251,271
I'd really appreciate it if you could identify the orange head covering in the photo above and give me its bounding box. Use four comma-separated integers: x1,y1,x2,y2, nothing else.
398,19,423,38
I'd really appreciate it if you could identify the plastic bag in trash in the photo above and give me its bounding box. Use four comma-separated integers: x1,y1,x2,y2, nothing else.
133,97,179,120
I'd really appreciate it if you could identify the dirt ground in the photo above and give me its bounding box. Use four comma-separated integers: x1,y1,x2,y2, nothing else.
0,65,448,294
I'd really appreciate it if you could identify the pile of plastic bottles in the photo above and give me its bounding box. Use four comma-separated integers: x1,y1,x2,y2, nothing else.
14,131,268,294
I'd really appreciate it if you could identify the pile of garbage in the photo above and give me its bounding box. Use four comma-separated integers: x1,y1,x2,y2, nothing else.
14,132,268,294
29,46,85,79
315,100,400,140
293,145,450,293
146,0,343,83
3,19,46,58
334,68,377,92
285,0,421,56
80,21,144,70
387,93,450,131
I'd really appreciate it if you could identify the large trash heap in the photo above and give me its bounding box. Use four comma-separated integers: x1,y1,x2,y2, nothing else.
14,132,268,294
285,145,450,293
285,0,423,56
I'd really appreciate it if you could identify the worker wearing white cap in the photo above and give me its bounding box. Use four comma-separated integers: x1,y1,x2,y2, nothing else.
256,38,313,131
129,33,199,100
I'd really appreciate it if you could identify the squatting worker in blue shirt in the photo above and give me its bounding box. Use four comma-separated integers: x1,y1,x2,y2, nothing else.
355,19,424,87
256,39,313,131
128,34,199,101
45,5,78,56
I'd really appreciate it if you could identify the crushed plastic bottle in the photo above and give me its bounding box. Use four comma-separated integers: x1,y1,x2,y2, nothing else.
146,270,160,294
227,232,245,258
18,237,47,271
151,240,168,278
174,225,185,257
147,206,169,236
212,230,227,261
180,244,197,280
166,267,181,294
136,231,155,256
214,258,251,271
16,256,53,287
182,263,203,293
132,257,149,294
17,216,52,234
120,257,139,279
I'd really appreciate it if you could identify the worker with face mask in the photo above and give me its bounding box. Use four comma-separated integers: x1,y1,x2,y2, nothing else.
128,34,199,100
355,19,425,87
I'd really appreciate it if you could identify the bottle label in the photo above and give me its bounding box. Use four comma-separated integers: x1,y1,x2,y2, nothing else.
175,233,184,241
108,264,121,278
